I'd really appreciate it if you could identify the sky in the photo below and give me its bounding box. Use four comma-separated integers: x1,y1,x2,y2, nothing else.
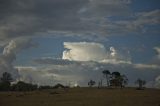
0,0,160,87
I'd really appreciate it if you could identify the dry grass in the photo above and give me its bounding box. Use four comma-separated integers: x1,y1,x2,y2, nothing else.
0,88,160,106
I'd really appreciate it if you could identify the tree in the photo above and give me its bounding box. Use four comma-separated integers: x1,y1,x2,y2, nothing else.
119,75,128,88
135,78,146,90
11,81,38,91
109,72,120,87
102,70,111,87
0,81,11,91
0,72,13,91
88,80,96,87
110,72,128,88
111,72,121,79
0,72,13,82
98,79,102,88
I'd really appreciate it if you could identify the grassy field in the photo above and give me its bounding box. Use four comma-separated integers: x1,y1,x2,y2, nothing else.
0,88,160,106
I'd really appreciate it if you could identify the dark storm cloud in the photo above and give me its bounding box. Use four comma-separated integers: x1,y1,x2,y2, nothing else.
1,0,160,41
0,0,135,42
0,0,90,41
1,0,159,43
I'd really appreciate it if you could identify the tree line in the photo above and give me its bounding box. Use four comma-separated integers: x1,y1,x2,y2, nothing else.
88,70,146,89
0,72,68,91
0,71,146,91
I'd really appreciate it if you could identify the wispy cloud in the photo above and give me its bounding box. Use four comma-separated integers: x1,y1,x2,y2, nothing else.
133,64,160,70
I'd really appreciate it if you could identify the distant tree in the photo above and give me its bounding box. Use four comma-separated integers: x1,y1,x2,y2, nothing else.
111,72,121,79
0,72,13,82
39,85,53,90
88,80,96,87
110,72,120,87
0,81,11,91
0,72,13,91
119,75,128,88
11,81,38,91
110,72,128,88
98,79,102,88
54,83,65,89
135,78,146,90
102,70,111,87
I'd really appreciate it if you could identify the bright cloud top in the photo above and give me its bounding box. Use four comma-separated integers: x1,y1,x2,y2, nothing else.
62,42,131,64
63,42,107,61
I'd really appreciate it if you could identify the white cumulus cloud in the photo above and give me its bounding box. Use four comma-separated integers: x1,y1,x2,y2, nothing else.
63,42,107,61
62,42,131,64
154,47,160,59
